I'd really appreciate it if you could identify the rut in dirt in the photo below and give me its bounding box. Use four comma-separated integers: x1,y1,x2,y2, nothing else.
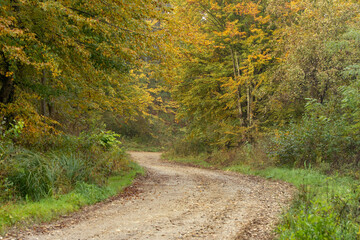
25,152,294,240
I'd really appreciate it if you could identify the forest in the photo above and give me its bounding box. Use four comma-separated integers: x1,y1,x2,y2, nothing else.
1,0,360,239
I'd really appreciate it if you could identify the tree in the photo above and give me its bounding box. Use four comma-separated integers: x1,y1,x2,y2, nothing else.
0,0,170,142
171,0,274,146
266,0,359,124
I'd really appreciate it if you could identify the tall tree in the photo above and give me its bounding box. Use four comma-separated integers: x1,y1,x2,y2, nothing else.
171,0,274,146
0,0,171,142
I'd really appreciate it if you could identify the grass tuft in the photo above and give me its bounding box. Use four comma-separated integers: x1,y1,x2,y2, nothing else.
0,162,144,235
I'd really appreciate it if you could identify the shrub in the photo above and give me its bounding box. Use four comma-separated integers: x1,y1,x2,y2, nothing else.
0,142,17,201
269,99,358,167
77,130,121,152
170,138,212,156
0,126,128,202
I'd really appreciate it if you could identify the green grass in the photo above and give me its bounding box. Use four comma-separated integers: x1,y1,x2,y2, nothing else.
163,154,212,168
167,154,360,239
122,141,164,152
0,161,144,235
258,168,359,240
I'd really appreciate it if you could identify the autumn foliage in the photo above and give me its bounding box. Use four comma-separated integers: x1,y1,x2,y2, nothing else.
1,0,360,207
1,0,360,237
0,0,173,144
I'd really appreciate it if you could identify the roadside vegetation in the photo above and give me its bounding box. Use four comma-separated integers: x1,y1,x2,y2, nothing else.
0,123,144,234
0,163,143,235
165,144,360,239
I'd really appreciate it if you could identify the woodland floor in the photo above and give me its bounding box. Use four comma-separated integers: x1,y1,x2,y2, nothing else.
18,152,295,240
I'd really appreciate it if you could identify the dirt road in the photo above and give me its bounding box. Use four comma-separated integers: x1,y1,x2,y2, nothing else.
25,152,294,240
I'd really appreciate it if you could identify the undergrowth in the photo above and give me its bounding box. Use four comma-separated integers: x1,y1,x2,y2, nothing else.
0,128,129,202
0,122,145,235
120,135,167,152
243,168,360,239
0,161,144,235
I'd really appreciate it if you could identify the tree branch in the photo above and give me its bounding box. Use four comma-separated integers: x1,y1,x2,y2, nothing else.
66,6,146,36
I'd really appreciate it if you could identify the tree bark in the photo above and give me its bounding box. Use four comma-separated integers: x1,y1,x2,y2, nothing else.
0,52,15,104
230,46,244,125
247,83,251,126
48,102,54,118
234,51,244,125
0,75,14,104
40,69,47,116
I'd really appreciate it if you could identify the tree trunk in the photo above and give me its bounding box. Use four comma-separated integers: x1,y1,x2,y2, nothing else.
230,46,243,125
40,69,47,116
247,82,252,127
0,54,15,105
0,74,14,104
234,51,244,125
0,51,15,104
48,102,54,118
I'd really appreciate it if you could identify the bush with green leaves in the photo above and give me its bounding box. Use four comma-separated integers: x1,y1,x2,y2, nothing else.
270,98,358,167
170,138,212,157
0,128,127,202
77,130,122,151
0,142,20,201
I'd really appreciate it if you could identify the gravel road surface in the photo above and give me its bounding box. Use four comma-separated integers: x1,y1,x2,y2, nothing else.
23,152,294,240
